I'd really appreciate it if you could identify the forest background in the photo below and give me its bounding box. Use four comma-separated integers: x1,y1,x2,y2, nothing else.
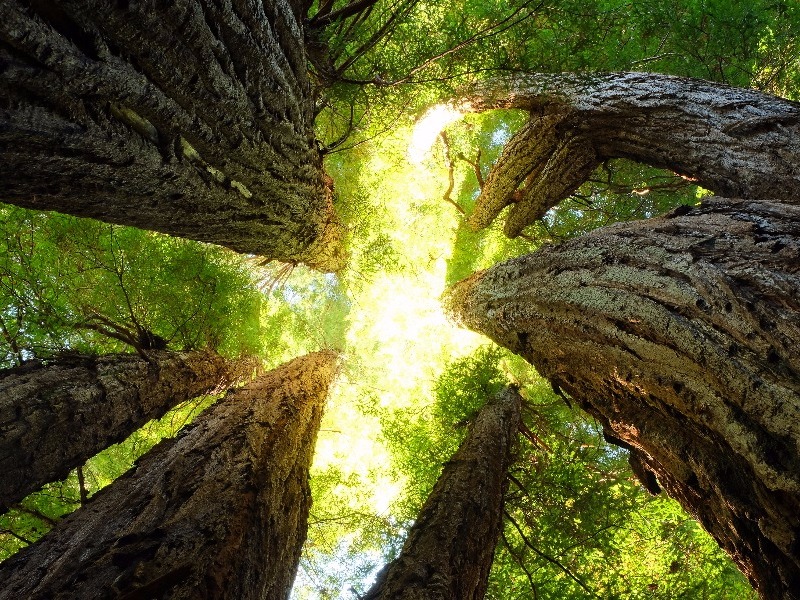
1,0,799,598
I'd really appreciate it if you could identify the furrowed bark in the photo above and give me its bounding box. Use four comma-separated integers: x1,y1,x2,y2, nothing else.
0,0,345,272
363,386,521,600
0,350,338,599
446,197,800,599
0,349,238,513
461,73,800,236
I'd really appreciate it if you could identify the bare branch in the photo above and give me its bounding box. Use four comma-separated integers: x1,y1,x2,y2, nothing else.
439,131,466,216
76,466,88,506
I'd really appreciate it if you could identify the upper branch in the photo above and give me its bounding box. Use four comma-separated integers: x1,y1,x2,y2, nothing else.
458,72,800,236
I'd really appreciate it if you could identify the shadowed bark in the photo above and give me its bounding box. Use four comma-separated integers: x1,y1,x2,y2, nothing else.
460,73,800,236
0,0,345,271
446,197,800,599
363,386,521,600
0,350,338,599
0,349,239,513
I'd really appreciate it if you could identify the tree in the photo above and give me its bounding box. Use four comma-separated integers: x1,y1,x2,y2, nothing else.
0,0,344,271
3,3,798,595
363,386,521,600
0,351,338,599
446,74,800,599
0,349,239,513
459,72,800,236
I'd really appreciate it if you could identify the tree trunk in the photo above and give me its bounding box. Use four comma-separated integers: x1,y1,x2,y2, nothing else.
0,349,239,513
0,350,338,599
461,73,800,236
446,197,800,599
363,386,521,600
0,0,345,272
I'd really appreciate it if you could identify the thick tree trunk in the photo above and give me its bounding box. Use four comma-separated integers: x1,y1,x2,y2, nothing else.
0,350,338,599
0,1,345,272
461,73,800,236
363,386,521,600
0,349,237,513
446,197,800,599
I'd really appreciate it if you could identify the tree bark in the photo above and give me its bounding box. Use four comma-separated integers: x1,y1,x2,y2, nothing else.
446,197,800,599
0,350,338,599
461,72,800,236
363,386,521,600
0,349,239,513
0,0,345,272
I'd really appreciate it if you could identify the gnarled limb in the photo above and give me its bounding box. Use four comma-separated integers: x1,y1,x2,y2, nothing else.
461,72,800,235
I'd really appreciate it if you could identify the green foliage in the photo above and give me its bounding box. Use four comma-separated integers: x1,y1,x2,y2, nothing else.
382,346,510,513
0,206,266,556
4,2,797,596
0,205,264,365
490,383,755,599
314,0,800,156
524,160,706,243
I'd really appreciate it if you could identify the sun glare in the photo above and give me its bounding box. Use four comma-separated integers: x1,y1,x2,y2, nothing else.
407,103,465,164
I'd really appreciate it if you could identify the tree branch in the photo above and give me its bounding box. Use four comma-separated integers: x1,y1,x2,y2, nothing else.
308,0,381,28
503,508,598,597
439,131,466,216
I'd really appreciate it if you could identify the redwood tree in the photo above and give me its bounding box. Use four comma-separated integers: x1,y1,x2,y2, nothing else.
446,73,800,599
0,349,239,514
459,72,800,236
363,386,521,600
0,350,338,599
0,0,344,271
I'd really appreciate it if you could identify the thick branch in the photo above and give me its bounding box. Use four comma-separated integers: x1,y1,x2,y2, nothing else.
446,197,800,599
461,72,800,235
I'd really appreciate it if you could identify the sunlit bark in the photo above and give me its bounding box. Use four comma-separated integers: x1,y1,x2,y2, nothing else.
462,72,800,236
447,197,800,599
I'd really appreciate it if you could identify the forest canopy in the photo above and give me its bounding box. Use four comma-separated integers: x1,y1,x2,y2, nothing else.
1,0,799,598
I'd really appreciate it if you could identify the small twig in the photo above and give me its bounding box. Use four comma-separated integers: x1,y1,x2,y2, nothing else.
0,527,34,546
374,0,544,87
507,471,529,495
518,421,553,453
308,0,381,28
0,314,23,365
457,148,484,188
10,504,57,527
501,530,539,599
